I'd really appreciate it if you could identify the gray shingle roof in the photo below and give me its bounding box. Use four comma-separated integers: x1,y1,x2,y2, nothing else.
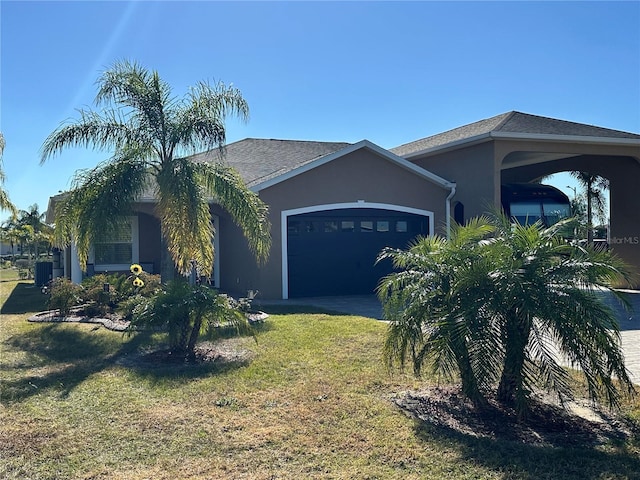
190,138,352,187
391,111,640,158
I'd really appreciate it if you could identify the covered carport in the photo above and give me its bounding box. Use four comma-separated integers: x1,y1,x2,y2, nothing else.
392,112,640,286
498,139,640,285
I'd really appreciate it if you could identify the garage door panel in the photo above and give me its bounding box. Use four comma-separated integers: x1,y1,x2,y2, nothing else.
287,208,428,297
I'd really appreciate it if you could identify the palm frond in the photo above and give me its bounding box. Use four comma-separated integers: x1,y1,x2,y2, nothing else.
53,151,149,269
171,80,249,154
0,189,16,214
197,161,271,264
40,109,141,163
156,157,215,275
96,60,173,157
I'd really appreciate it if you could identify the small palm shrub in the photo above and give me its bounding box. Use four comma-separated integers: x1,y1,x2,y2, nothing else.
378,214,635,416
129,280,253,359
48,277,83,317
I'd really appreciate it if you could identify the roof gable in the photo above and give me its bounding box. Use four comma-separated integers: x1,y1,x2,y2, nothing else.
191,138,454,192
250,140,454,191
391,111,640,158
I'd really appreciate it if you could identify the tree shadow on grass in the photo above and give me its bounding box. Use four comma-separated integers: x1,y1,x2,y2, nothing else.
1,282,47,314
1,322,251,404
411,414,640,480
119,321,272,384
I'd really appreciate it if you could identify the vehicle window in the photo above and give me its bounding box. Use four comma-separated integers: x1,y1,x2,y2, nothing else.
543,202,571,225
510,202,542,225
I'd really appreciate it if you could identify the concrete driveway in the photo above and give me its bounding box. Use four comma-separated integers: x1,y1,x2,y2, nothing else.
260,290,640,384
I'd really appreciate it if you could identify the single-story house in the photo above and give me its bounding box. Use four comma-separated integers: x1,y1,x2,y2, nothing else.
47,112,640,298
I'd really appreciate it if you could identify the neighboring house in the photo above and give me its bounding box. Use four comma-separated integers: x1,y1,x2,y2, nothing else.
0,240,20,257
46,112,640,297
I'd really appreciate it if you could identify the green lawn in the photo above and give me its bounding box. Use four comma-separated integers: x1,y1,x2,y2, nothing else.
0,267,21,283
1,280,639,479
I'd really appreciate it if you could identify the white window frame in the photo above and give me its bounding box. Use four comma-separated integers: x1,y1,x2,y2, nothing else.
89,216,139,272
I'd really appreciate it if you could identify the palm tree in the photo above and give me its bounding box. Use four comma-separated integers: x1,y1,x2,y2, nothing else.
0,133,17,214
130,280,253,359
40,60,271,278
378,213,635,416
377,217,498,406
570,171,609,245
17,204,47,259
1,217,21,260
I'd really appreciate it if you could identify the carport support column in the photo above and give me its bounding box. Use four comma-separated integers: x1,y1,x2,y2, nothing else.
70,242,83,284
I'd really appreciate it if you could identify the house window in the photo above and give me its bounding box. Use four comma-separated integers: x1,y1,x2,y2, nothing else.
454,202,465,225
324,221,338,233
92,217,139,271
396,220,408,233
360,221,373,233
341,220,355,232
376,221,390,232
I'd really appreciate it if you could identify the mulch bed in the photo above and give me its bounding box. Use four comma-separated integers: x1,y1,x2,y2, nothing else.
394,385,636,447
115,339,256,368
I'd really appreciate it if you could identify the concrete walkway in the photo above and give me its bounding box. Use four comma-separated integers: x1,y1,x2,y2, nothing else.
259,290,640,385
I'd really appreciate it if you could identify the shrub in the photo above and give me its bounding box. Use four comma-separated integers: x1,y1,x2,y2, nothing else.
129,280,253,359
80,272,161,317
81,273,122,316
48,277,83,317
379,214,635,415
15,259,33,279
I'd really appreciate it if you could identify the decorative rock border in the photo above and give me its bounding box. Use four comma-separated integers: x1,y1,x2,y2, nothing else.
28,310,269,331
27,310,130,331
246,310,269,324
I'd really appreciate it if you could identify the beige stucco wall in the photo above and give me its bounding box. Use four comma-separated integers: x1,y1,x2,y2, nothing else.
216,148,451,299
410,142,498,220
130,137,640,293
412,137,640,286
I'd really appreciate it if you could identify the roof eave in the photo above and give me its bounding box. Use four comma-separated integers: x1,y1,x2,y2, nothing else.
490,131,640,146
400,131,640,161
401,133,493,161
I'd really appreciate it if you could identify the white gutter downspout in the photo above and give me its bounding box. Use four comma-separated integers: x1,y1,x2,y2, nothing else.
445,182,457,240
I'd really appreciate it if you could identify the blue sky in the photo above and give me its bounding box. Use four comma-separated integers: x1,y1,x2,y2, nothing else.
1,1,639,223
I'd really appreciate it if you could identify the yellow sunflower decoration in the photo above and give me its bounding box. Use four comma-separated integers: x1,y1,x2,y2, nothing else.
130,264,143,275
130,264,145,288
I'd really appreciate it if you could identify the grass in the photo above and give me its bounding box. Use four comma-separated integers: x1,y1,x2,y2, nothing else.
0,267,21,283
1,280,640,479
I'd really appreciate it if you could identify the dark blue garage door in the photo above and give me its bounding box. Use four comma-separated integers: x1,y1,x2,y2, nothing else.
287,208,429,297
